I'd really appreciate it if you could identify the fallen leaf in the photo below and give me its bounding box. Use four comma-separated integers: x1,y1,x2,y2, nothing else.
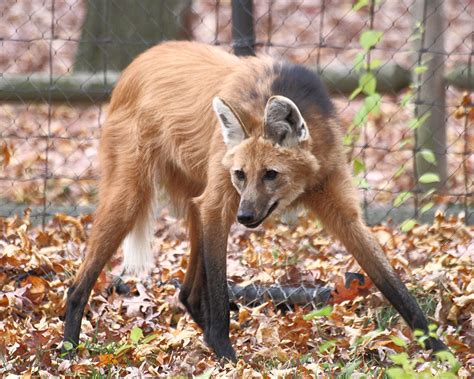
330,274,373,304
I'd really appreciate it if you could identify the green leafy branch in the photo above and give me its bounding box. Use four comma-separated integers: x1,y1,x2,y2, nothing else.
393,18,445,231
387,325,460,378
346,0,384,191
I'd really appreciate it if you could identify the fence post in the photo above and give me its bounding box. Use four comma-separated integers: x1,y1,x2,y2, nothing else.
412,0,447,192
231,0,255,56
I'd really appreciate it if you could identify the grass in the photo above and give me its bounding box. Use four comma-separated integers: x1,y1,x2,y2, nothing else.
373,288,438,330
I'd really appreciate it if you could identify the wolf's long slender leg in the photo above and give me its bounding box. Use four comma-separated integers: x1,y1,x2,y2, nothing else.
305,168,447,351
63,173,153,354
183,176,239,362
179,203,208,330
199,205,235,361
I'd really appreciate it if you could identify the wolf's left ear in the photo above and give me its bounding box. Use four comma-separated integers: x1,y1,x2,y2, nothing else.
213,97,247,147
264,95,309,147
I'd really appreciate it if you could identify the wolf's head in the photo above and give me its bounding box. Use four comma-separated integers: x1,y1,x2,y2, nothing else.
213,96,320,228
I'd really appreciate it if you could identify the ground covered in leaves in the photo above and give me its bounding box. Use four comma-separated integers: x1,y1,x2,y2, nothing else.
0,210,472,377
1,0,472,209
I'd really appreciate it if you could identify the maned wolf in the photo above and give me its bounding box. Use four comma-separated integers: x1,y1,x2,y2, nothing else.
63,41,447,361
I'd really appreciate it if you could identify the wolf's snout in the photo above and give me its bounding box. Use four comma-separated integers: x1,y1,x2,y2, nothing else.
237,210,256,225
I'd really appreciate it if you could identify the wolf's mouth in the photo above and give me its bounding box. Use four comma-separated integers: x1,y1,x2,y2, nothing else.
242,201,279,229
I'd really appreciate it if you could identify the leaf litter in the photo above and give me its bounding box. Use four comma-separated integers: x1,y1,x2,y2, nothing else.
0,208,472,377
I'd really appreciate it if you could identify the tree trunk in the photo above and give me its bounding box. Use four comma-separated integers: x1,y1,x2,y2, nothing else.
74,0,192,72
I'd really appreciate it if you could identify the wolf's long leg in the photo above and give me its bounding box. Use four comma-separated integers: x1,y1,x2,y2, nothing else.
304,168,447,351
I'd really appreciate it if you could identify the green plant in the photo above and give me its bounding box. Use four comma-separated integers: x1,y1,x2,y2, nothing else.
349,1,441,229
393,23,441,232
61,325,158,376
386,325,460,378
346,0,384,192
112,325,158,358
303,305,333,320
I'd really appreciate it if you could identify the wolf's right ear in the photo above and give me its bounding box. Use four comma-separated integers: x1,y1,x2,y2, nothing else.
264,95,309,147
213,97,247,148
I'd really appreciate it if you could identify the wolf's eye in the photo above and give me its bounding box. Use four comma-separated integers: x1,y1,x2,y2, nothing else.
234,170,246,181
263,169,278,180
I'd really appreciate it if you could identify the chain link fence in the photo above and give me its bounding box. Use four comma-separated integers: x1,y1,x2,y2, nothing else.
0,0,472,226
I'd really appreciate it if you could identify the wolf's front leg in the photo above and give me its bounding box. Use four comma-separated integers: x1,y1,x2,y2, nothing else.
305,168,447,352
199,203,236,361
184,180,238,362
179,202,234,362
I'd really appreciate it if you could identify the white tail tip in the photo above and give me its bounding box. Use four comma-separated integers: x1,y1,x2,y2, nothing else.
122,209,155,278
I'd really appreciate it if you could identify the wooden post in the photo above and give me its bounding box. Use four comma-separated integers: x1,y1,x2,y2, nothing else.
412,0,447,192
231,0,255,56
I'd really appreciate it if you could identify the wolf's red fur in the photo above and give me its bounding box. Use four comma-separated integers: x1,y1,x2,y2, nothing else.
63,41,447,361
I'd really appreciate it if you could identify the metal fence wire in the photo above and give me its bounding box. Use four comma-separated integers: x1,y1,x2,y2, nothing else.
0,0,472,231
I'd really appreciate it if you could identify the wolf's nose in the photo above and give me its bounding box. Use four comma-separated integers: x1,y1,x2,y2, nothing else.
237,211,255,225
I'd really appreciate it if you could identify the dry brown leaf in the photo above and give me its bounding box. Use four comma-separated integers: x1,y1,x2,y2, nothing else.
256,323,280,346
239,308,251,325
20,276,49,304
453,293,474,308
1,142,12,168
330,275,373,304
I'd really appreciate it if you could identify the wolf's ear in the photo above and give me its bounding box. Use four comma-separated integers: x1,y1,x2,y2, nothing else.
264,95,309,147
213,97,247,147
